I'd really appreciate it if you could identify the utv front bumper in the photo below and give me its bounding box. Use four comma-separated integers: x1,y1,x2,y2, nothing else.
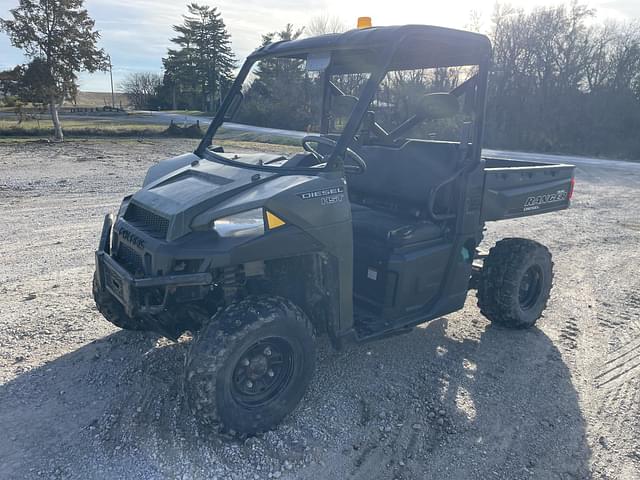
94,214,212,318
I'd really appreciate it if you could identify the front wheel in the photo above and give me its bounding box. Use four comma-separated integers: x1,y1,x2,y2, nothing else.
477,238,553,329
184,296,315,436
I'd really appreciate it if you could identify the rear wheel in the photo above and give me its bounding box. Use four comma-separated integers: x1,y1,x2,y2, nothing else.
184,296,315,437
477,238,553,329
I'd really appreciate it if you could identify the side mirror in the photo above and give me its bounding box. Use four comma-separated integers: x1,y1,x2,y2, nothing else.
413,93,459,120
223,92,243,121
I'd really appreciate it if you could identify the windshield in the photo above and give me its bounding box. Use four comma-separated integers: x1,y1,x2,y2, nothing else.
235,58,322,133
199,50,481,173
200,54,371,172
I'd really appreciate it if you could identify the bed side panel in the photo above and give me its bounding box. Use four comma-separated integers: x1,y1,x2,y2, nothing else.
481,163,575,221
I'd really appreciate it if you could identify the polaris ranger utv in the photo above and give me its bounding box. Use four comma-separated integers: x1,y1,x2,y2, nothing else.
93,24,576,436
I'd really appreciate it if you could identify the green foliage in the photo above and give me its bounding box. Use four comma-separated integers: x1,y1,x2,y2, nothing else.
1,0,107,100
0,59,60,105
0,65,25,99
162,3,235,112
20,58,58,104
236,24,322,131
1,96,20,107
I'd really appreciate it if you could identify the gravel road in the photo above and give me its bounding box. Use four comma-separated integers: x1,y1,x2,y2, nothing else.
1,139,639,480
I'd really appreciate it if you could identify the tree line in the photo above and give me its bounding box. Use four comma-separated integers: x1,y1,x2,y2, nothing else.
1,1,639,158
487,3,640,158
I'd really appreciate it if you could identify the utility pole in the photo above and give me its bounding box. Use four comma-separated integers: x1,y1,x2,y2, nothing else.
108,55,115,108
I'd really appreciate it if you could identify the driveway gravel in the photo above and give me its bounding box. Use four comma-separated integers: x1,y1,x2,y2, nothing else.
1,139,639,479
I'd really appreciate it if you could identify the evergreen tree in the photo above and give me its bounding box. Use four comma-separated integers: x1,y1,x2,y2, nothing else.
0,65,25,100
163,3,235,112
238,24,321,130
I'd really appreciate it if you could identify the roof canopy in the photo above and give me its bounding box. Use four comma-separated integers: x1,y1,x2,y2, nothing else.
250,25,492,73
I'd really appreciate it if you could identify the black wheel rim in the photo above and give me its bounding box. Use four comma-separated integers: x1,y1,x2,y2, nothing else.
519,265,543,310
231,337,295,408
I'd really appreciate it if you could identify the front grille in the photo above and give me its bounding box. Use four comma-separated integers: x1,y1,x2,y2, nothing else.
124,203,169,239
114,243,144,274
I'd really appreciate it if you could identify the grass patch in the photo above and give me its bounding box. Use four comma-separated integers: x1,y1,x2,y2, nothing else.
0,134,301,157
0,117,304,151
0,118,167,138
74,91,130,108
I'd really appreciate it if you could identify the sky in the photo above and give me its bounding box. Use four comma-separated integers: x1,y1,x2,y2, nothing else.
1,0,639,92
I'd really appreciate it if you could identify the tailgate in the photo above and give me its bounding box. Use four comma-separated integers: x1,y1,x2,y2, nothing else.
481,157,575,221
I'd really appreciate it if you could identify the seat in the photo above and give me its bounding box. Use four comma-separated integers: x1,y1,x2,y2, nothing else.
348,140,460,216
347,140,458,248
351,204,442,247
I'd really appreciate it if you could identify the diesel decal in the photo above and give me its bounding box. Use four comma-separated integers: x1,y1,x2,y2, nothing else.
523,190,568,211
119,228,145,249
298,186,345,200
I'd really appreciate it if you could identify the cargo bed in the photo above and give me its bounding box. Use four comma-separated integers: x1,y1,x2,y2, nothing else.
481,157,576,222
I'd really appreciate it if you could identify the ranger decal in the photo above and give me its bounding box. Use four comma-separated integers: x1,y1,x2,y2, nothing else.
523,190,568,211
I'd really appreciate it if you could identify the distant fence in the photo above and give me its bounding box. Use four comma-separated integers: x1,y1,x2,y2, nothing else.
7,105,127,115
62,105,126,114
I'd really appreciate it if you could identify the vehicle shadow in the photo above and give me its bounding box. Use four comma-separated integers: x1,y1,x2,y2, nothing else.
302,315,592,480
409,318,592,480
0,314,592,480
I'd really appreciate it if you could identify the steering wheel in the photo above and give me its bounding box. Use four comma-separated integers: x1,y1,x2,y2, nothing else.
302,135,367,174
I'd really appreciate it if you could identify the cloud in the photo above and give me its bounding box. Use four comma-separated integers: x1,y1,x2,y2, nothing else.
596,0,640,19
81,0,323,90
1,0,638,91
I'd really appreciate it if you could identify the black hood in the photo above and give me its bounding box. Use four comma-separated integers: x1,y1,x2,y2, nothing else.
129,153,284,240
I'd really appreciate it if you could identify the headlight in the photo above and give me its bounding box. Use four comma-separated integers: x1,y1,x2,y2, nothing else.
213,208,265,238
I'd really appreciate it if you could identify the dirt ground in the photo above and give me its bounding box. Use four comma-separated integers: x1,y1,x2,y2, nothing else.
1,139,639,480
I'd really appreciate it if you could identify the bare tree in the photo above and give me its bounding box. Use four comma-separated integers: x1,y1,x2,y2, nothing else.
465,10,483,33
121,72,163,110
307,14,347,36
487,2,640,157
608,22,640,92
585,22,615,91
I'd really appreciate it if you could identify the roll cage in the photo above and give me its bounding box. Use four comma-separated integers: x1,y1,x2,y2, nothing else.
197,24,492,173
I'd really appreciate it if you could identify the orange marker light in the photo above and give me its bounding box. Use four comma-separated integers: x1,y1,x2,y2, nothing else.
357,16,372,29
265,210,286,230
